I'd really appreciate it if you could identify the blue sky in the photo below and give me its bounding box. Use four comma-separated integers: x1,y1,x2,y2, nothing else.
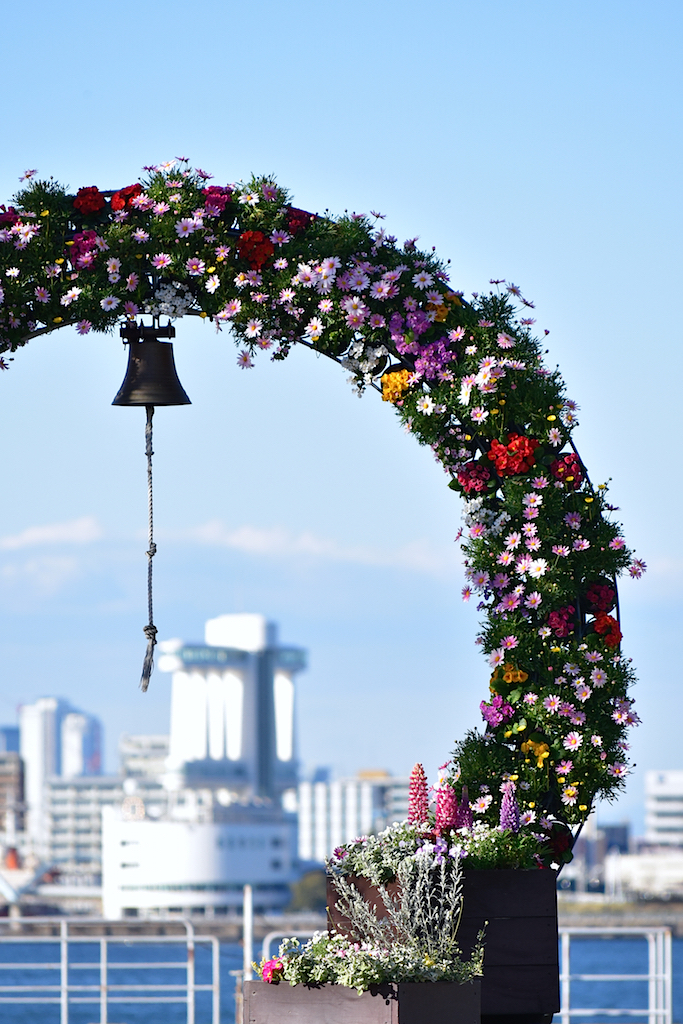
1,1,682,832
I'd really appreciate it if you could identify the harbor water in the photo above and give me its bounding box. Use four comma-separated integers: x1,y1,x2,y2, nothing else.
0,934,681,1023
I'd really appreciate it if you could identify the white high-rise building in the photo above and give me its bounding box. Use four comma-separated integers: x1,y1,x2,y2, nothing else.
100,614,306,919
159,613,305,801
19,697,102,846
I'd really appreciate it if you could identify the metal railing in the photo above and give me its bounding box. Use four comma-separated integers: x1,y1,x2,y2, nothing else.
0,916,220,1024
559,926,672,1024
261,928,318,962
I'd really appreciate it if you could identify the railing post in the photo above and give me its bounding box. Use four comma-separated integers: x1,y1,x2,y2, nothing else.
231,969,244,1024
243,884,253,981
212,936,220,1024
186,919,196,1024
648,931,656,1024
560,930,570,1024
100,936,108,1024
60,918,69,1024
664,929,673,1024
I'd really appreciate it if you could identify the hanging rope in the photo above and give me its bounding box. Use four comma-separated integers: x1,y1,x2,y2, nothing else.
140,404,157,691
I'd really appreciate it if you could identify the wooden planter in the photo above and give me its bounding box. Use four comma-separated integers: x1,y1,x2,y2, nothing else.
327,868,559,1024
243,978,481,1024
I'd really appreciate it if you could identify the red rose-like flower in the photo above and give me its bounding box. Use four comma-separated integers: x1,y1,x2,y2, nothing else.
488,433,539,476
202,185,232,214
547,605,575,638
593,612,622,648
69,229,100,268
550,452,583,489
111,183,143,211
457,461,491,493
286,206,315,235
238,230,274,271
585,582,616,614
73,187,106,216
0,205,20,226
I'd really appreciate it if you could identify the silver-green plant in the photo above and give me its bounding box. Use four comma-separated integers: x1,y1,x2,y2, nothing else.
330,850,483,968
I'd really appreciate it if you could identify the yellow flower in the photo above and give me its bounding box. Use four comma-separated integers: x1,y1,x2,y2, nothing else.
381,369,411,404
40,210,49,217
53,316,63,323
431,304,449,322
521,739,550,768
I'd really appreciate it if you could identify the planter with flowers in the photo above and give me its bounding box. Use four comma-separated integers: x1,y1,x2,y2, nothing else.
252,814,483,1024
324,764,559,1022
0,159,646,1020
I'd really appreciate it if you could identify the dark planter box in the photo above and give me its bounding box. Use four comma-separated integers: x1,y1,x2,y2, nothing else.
327,868,559,1024
243,978,481,1024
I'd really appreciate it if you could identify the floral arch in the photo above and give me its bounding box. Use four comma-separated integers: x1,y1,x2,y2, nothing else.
0,159,645,847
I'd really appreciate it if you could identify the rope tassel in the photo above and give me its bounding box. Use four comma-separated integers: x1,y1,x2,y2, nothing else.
140,405,157,692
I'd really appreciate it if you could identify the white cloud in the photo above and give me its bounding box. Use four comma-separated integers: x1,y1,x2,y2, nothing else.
0,556,80,595
0,516,102,551
168,520,461,578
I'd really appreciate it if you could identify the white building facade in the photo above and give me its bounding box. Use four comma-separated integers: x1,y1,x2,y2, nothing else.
645,771,683,845
297,773,410,863
102,803,297,918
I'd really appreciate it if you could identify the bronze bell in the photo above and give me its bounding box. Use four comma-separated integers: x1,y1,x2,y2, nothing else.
112,323,191,406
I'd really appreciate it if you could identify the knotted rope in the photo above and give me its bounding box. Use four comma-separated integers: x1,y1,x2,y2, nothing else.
140,404,157,691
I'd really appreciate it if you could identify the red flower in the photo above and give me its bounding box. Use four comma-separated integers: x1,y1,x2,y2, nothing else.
111,183,142,211
488,433,539,476
408,763,429,825
0,205,20,226
593,612,622,648
286,206,315,235
435,784,458,834
457,461,491,493
550,452,583,489
585,582,616,613
238,230,274,271
68,229,100,268
73,187,106,216
547,605,575,637
202,185,232,214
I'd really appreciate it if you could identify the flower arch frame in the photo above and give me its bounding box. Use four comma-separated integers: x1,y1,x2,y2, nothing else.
0,160,645,839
